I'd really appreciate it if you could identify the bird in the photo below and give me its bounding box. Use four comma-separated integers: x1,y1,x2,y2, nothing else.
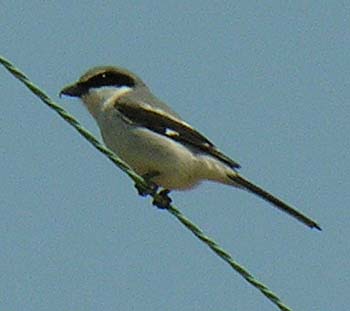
60,66,321,230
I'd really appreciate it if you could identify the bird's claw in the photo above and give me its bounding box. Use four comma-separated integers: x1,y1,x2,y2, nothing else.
152,189,172,209
135,181,158,197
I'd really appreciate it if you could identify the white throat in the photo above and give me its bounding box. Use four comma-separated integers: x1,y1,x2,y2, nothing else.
81,86,132,119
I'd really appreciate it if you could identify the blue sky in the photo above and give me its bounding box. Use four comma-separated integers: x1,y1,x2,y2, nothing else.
1,2,349,310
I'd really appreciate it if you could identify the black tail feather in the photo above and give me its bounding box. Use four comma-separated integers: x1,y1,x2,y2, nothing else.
230,174,321,230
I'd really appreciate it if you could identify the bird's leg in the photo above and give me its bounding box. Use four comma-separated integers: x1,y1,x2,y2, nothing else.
134,171,172,209
152,189,172,209
134,171,160,197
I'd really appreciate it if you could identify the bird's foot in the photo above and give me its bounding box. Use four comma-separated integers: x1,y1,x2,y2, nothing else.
134,171,160,197
135,181,158,197
152,189,172,209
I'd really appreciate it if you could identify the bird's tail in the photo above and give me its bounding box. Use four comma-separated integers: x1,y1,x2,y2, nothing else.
228,174,321,230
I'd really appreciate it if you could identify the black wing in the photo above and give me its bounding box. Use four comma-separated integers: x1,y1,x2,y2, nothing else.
115,99,240,169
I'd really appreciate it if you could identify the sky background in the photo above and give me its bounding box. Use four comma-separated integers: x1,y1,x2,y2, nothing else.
1,2,349,311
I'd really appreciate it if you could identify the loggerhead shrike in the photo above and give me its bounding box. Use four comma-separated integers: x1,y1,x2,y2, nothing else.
60,66,321,230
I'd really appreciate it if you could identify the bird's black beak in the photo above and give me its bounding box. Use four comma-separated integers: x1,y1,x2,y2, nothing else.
59,83,87,98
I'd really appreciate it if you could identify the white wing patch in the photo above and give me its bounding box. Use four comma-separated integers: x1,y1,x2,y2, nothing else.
165,128,179,137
